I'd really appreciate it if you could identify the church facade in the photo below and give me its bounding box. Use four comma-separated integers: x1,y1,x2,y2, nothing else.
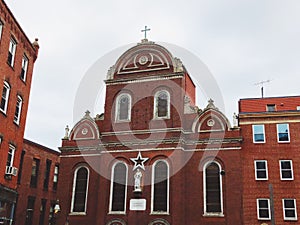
57,39,243,225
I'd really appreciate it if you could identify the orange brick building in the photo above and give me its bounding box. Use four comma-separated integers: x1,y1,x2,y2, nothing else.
0,0,39,224
239,96,300,224
57,39,243,225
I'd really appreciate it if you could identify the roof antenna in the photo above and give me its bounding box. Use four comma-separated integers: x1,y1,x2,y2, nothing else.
254,80,271,98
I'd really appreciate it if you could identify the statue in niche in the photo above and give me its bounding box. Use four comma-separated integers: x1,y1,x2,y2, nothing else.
134,169,143,192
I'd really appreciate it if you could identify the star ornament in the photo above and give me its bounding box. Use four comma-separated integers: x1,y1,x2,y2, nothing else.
130,152,149,171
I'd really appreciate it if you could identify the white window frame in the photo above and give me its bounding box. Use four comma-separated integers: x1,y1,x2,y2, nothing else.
0,81,11,114
115,93,131,122
254,160,268,180
257,198,271,220
109,161,128,214
7,144,16,167
277,124,290,143
20,55,29,82
283,199,297,221
70,166,89,215
14,95,23,125
203,161,224,217
252,124,266,143
280,160,294,180
8,37,17,67
151,159,170,214
153,90,170,119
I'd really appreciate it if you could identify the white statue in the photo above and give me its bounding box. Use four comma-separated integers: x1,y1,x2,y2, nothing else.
134,169,143,192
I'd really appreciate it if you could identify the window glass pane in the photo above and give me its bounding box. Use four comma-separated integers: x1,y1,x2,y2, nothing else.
253,125,265,142
119,96,129,120
277,124,289,142
157,93,168,117
153,161,168,212
111,163,126,211
73,167,88,212
205,163,221,213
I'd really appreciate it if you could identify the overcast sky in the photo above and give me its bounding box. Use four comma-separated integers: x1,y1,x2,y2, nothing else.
5,0,300,149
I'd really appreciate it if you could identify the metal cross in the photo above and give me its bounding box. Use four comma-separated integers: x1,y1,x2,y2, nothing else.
141,26,151,39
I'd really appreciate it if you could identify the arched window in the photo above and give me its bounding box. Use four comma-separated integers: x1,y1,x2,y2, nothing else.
152,160,169,213
109,162,128,213
71,166,89,213
203,161,223,215
154,91,170,119
116,94,131,121
0,81,11,114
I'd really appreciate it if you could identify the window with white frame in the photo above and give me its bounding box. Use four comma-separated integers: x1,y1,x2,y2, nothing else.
20,55,29,81
71,166,89,213
204,161,223,215
277,124,290,142
53,165,59,191
266,104,276,112
115,93,131,121
254,160,268,180
6,145,16,168
283,199,297,220
14,95,23,124
154,90,170,119
152,160,169,213
0,81,10,114
280,160,293,180
257,198,271,220
7,37,17,67
109,162,127,213
253,125,265,143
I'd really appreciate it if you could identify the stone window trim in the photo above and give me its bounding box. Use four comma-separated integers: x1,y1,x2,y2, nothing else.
115,93,132,122
153,90,170,119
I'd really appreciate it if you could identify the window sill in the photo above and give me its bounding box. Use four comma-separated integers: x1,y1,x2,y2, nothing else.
108,211,126,215
69,212,86,216
150,212,169,215
203,212,224,217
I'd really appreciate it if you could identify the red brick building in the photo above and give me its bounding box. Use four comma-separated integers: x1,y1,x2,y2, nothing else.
57,39,243,225
239,96,300,224
0,0,39,224
14,139,60,225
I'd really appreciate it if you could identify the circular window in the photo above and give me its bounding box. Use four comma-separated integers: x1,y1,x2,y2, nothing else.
207,119,215,127
81,128,88,135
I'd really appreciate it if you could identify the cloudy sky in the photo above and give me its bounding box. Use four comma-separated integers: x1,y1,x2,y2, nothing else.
5,0,300,149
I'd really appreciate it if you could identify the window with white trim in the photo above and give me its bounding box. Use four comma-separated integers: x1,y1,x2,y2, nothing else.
115,93,131,121
283,199,297,220
14,95,23,124
253,125,265,143
71,167,89,213
152,160,169,213
154,90,170,119
204,161,223,215
280,160,293,180
0,81,10,114
53,165,59,191
6,145,15,168
254,160,268,180
20,55,29,81
109,162,127,213
257,198,271,220
7,37,17,67
277,124,290,142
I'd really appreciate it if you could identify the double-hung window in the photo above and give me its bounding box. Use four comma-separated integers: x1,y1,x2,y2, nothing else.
253,125,265,143
257,198,271,220
14,95,23,125
0,81,10,114
7,37,17,67
283,199,297,220
0,21,3,41
20,55,29,81
277,124,290,142
254,160,268,180
280,160,293,180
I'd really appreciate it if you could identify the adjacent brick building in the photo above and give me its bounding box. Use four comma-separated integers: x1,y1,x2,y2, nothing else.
14,139,60,225
57,39,243,225
239,96,300,224
0,0,39,224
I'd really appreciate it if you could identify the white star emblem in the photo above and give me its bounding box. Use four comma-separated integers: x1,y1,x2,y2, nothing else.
130,152,149,171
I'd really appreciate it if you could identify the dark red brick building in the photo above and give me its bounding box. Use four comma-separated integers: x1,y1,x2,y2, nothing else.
57,39,243,225
14,139,60,225
0,0,39,224
239,96,300,224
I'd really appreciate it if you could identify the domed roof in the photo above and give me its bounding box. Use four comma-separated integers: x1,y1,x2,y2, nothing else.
107,39,185,80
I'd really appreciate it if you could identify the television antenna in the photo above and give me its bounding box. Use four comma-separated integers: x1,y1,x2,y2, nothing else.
254,80,271,98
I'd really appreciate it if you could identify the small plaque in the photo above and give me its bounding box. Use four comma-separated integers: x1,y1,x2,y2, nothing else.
130,199,146,211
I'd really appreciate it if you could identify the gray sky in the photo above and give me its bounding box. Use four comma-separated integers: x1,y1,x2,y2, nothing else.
6,0,300,149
